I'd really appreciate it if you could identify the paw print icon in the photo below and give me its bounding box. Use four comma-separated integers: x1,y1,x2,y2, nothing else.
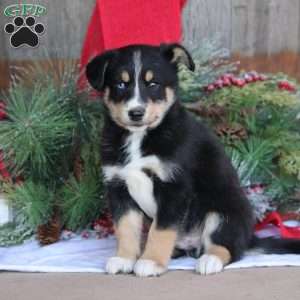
4,16,45,48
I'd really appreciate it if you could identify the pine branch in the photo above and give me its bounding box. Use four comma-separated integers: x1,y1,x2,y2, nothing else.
0,218,34,247
178,37,237,102
60,174,104,231
226,137,275,186
8,180,55,228
0,81,76,183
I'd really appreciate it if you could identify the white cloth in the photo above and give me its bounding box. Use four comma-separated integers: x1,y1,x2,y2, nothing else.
0,225,300,273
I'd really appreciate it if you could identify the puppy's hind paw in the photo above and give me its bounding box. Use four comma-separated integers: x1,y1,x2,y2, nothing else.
106,256,135,274
195,254,224,275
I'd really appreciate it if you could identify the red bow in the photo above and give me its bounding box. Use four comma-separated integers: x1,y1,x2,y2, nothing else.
256,212,300,239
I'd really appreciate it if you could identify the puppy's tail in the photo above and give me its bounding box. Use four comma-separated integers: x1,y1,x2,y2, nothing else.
249,236,300,254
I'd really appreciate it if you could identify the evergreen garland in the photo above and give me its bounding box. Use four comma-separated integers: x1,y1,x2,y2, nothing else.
1,42,300,246
0,83,76,183
9,180,55,227
179,38,237,102
0,60,105,245
0,214,33,247
60,174,104,231
185,70,300,216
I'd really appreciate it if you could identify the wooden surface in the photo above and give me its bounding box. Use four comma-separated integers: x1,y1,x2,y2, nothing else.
182,0,300,55
1,0,300,90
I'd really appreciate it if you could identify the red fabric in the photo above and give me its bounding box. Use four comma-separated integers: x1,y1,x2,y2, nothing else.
78,0,187,89
0,102,6,120
0,102,10,180
255,212,300,239
0,151,10,179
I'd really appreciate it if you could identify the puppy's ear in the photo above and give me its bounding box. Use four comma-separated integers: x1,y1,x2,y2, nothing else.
160,43,195,71
86,50,117,91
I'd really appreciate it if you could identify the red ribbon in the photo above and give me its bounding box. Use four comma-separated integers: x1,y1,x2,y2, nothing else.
0,102,10,180
255,211,300,239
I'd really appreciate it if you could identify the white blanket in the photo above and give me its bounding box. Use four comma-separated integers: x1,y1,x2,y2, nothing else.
0,223,299,273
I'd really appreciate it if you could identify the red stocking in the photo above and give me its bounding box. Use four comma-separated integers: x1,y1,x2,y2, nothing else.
78,0,187,90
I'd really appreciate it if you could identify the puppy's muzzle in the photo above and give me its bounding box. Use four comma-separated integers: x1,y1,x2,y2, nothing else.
128,106,145,122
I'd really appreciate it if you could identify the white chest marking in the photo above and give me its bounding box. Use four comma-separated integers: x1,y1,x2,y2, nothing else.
103,132,178,218
124,131,144,163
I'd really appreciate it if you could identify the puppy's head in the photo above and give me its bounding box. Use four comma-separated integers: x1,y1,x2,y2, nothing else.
86,44,194,131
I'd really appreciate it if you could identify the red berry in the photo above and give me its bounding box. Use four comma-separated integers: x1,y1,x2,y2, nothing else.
236,79,246,87
244,74,254,83
225,73,235,80
207,84,215,92
82,231,90,239
231,78,239,86
99,220,108,226
224,78,232,86
220,74,232,81
289,86,296,92
214,79,223,89
1,170,10,178
255,74,266,81
0,101,6,119
0,112,6,120
278,81,296,92
248,72,260,81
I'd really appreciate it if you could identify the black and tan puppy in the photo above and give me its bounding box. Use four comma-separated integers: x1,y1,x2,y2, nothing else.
86,44,300,277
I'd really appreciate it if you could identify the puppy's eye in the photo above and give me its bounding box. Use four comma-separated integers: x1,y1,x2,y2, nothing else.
148,82,160,88
116,82,127,89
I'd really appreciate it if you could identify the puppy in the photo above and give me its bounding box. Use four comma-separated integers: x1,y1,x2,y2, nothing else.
86,44,300,277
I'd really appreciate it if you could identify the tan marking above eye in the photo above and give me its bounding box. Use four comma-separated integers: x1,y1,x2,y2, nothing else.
121,71,130,83
145,70,154,82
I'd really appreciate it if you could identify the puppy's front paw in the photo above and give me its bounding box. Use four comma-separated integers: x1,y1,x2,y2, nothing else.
195,254,224,275
106,256,135,274
134,259,166,277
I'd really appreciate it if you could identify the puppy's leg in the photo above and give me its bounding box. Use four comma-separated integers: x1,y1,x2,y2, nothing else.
195,211,252,275
134,221,177,277
195,212,232,275
106,210,143,274
196,245,231,275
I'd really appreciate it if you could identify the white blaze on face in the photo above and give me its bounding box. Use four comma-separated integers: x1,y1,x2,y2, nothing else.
126,51,143,111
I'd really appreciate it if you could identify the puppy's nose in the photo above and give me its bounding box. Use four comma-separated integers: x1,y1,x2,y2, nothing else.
128,107,145,121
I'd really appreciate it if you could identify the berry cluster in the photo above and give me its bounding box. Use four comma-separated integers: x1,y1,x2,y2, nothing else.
93,211,114,238
0,102,7,120
277,81,296,92
0,102,10,180
205,72,268,92
245,183,265,195
0,151,10,179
